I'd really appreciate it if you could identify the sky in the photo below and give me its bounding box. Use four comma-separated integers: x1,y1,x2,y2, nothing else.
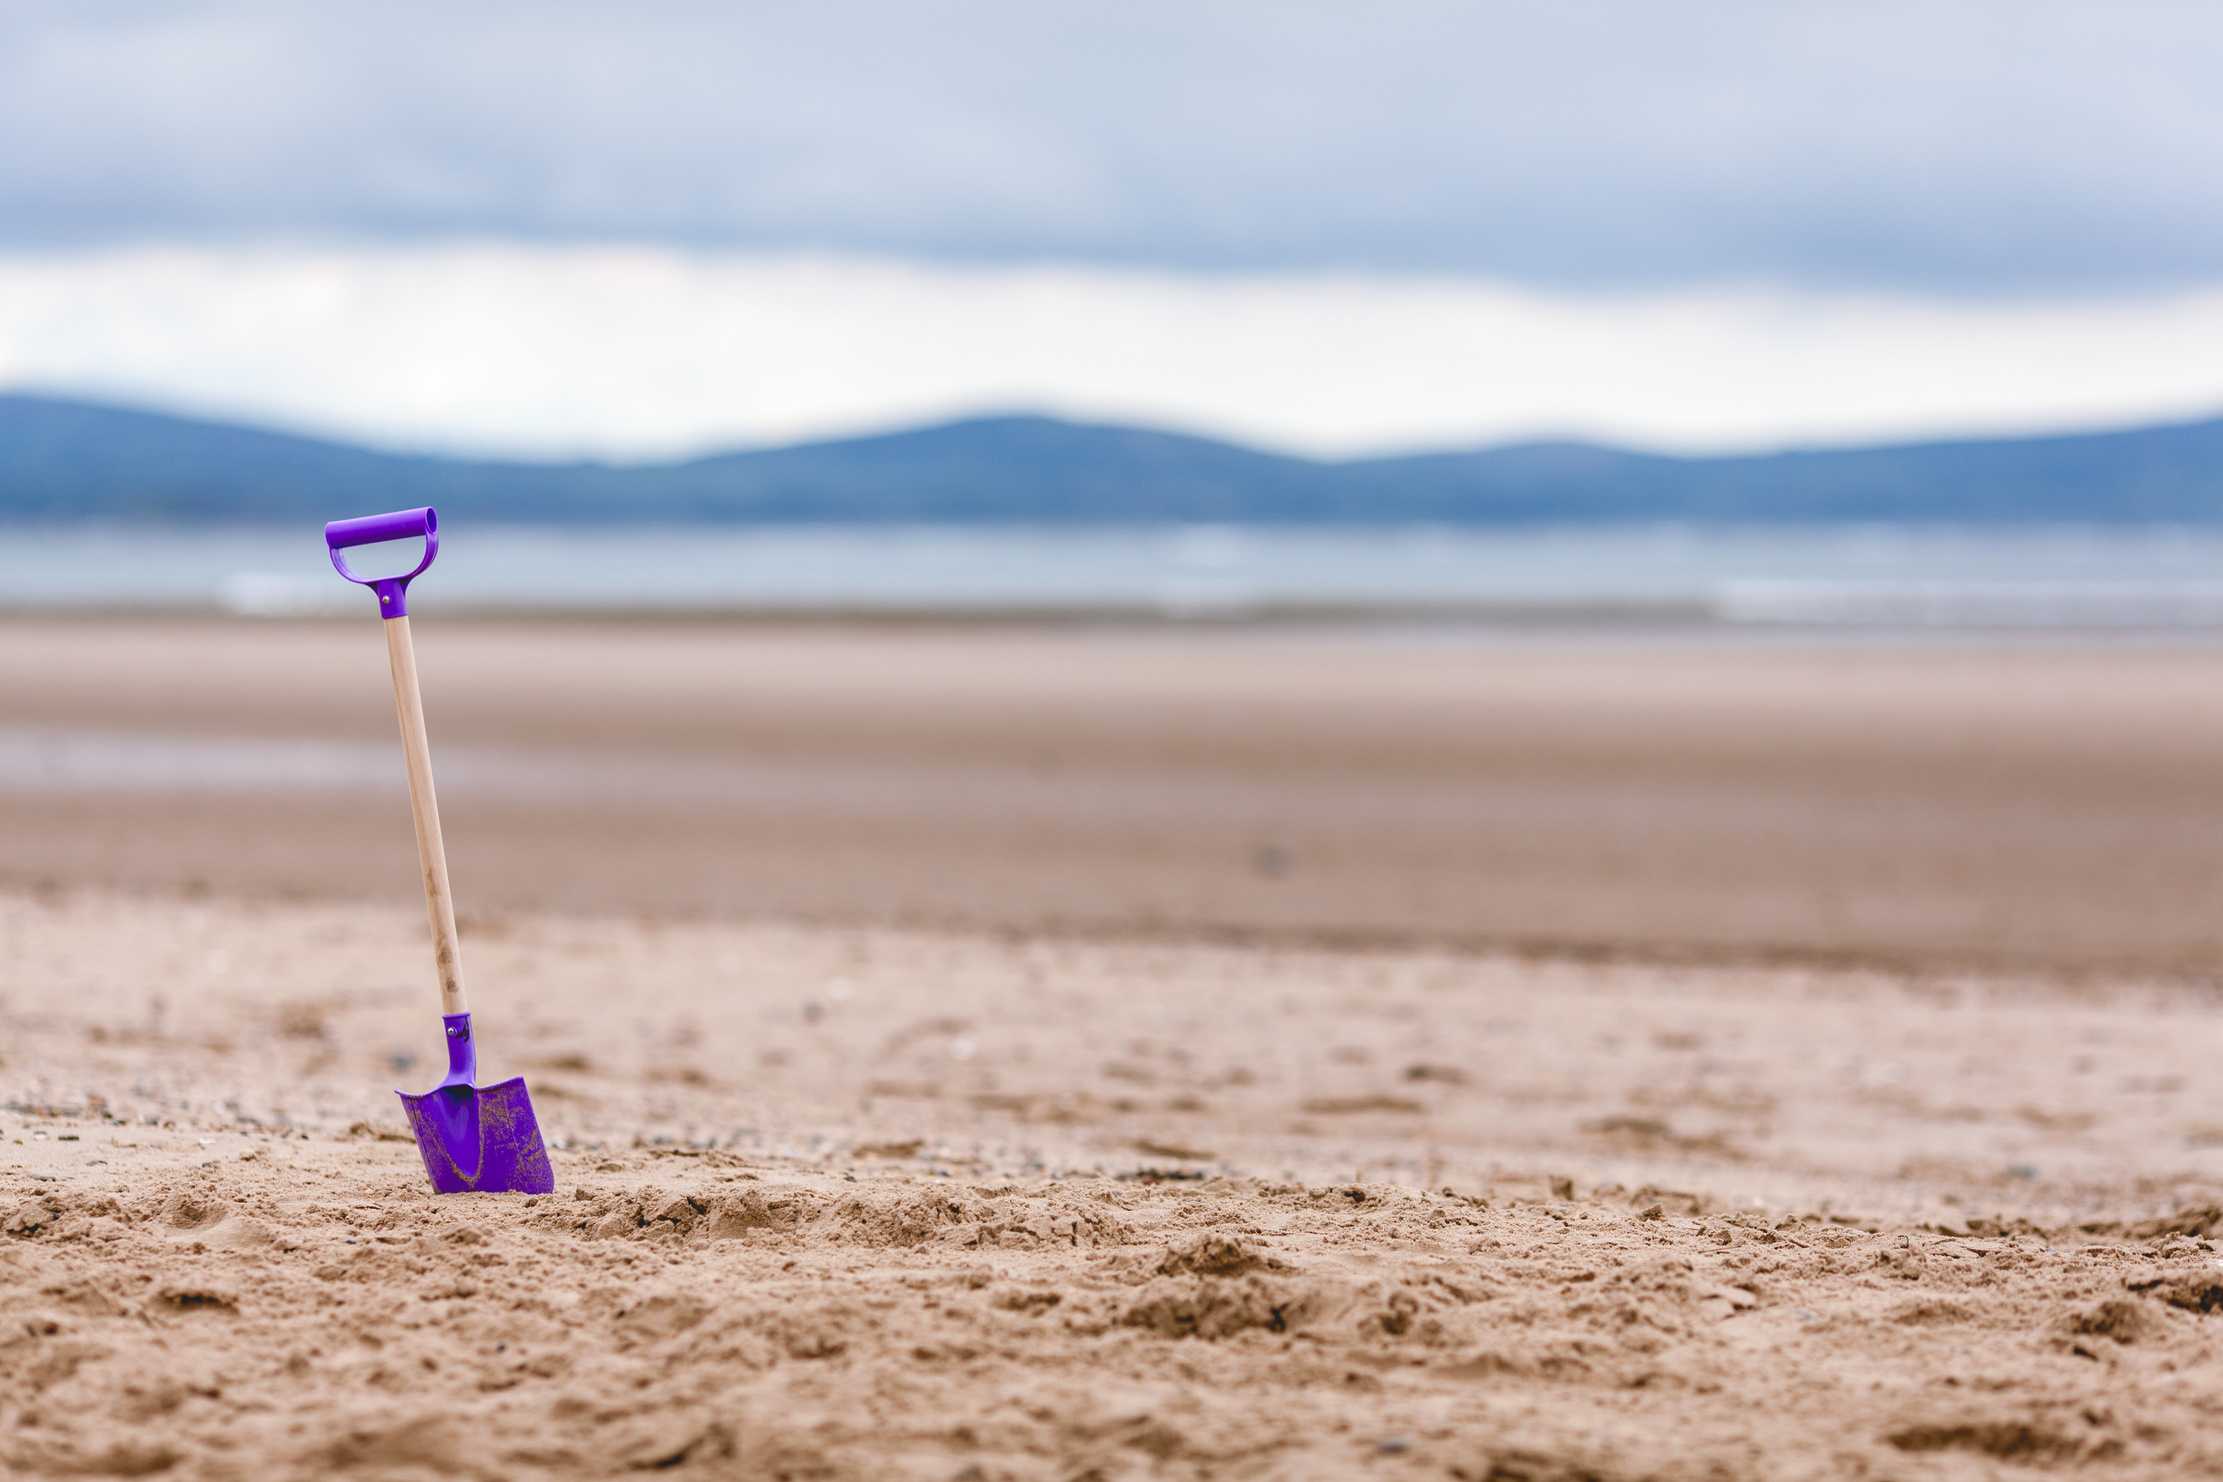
3,1,2222,459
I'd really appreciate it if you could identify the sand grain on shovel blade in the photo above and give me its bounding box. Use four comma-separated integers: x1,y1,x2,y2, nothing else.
6,887,2223,1478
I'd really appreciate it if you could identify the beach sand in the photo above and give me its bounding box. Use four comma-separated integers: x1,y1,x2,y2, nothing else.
10,619,2223,973
9,891,2223,1479
7,620,2223,1477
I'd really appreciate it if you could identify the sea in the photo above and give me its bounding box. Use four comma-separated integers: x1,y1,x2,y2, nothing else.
7,523,2223,627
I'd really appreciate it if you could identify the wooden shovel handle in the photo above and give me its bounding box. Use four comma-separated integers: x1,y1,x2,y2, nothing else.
384,615,467,1017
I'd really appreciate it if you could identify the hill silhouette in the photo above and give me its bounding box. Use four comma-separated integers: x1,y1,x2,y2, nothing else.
4,392,2222,523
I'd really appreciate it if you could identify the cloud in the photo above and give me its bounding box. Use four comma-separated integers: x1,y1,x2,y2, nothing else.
4,244,2222,460
1,2,2222,290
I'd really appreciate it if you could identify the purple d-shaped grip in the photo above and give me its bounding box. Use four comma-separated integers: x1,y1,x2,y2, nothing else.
325,506,439,617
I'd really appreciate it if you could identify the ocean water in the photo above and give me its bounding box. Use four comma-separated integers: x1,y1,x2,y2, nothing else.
5,523,2223,626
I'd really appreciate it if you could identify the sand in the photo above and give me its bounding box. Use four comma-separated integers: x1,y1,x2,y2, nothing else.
12,618,2223,1476
10,619,2223,973
10,886,2223,1479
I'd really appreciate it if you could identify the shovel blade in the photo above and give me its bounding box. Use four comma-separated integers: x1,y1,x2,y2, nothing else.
396,1077,556,1194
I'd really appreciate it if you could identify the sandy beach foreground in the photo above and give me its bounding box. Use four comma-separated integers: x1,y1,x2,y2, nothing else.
8,887,2223,1479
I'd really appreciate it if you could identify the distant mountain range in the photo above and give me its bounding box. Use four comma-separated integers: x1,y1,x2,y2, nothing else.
5,391,2223,523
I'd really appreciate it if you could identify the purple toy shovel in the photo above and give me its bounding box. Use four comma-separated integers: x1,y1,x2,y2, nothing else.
326,506,555,1195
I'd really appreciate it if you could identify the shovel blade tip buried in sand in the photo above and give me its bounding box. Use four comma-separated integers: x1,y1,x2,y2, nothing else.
397,1080,557,1195
395,1008,556,1195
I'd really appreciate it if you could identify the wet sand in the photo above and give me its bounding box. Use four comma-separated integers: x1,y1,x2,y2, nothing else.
6,619,2223,972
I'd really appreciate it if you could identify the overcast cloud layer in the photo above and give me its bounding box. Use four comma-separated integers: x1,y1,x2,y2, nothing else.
10,246,2223,461
4,1,2222,292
